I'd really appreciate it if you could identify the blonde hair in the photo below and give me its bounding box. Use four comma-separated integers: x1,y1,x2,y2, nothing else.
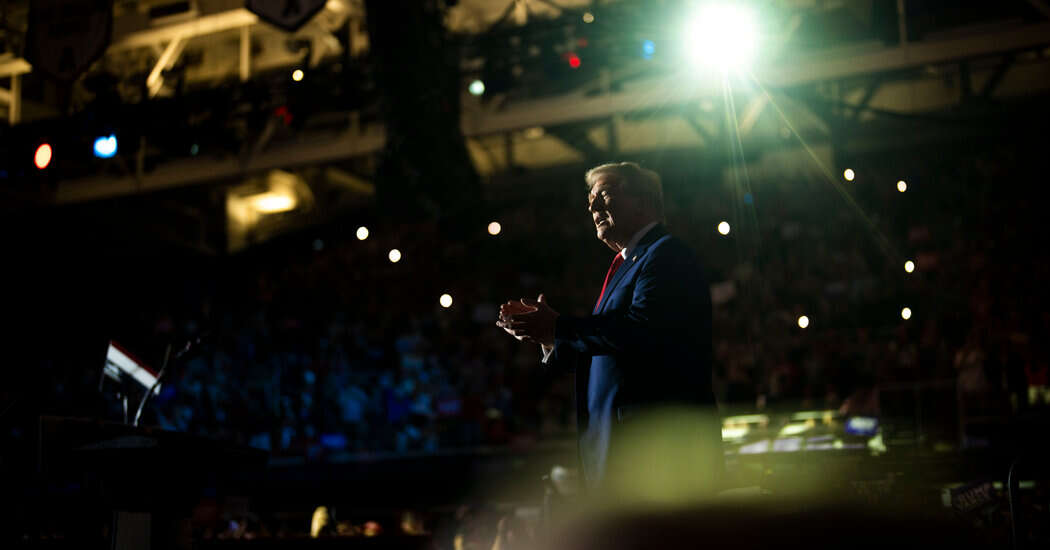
585,162,664,218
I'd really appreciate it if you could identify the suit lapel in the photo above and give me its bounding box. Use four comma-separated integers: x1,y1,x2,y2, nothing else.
597,224,667,314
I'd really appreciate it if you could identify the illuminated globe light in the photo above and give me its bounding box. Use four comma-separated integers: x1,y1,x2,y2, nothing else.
717,221,731,235
582,12,594,23
897,180,908,192
34,143,52,169
93,135,118,158
356,226,369,240
388,249,402,263
901,307,912,320
488,221,502,236
843,168,855,182
439,293,453,308
904,260,915,273
568,53,581,69
292,69,304,82
682,3,759,71
469,79,485,96
798,315,810,329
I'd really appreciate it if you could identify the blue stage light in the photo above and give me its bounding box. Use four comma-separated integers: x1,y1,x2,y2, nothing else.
642,40,655,59
93,135,118,158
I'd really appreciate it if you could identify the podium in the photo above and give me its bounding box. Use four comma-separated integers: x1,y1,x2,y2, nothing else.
39,416,268,550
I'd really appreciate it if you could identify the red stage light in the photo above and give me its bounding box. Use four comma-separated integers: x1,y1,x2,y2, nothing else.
568,54,581,68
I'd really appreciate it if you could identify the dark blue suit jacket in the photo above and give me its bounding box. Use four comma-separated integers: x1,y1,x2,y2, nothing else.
547,224,720,489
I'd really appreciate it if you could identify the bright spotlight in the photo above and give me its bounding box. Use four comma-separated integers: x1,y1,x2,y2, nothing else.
904,260,915,273
897,180,907,192
488,221,502,236
93,135,118,158
843,168,855,182
469,79,485,96
34,143,52,170
901,307,912,320
717,221,731,235
682,3,759,71
356,226,369,240
439,293,453,308
582,12,594,23
798,315,809,329
292,69,304,82
251,193,296,213
388,249,401,263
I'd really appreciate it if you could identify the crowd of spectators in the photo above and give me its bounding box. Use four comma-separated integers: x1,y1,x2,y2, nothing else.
22,140,1050,461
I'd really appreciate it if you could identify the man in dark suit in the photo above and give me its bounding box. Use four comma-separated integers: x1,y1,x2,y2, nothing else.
498,162,722,499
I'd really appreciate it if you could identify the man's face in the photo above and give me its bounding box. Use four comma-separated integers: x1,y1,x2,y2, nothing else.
588,175,634,246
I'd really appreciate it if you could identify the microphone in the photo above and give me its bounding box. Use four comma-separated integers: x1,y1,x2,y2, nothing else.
132,333,208,427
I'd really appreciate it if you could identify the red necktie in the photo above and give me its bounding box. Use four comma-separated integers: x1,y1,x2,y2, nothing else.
595,253,625,311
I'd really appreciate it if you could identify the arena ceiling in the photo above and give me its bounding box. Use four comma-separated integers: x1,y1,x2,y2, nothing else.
3,0,1050,252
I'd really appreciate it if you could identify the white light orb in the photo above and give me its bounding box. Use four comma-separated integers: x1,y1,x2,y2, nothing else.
798,315,810,329
897,180,907,192
843,168,855,182
356,226,369,240
901,307,912,320
469,79,485,96
488,221,502,236
439,294,453,308
582,12,594,23
682,4,759,71
292,69,304,82
388,249,401,263
904,260,915,273
717,221,731,235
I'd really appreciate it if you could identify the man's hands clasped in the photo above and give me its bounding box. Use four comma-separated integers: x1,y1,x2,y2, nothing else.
496,294,559,348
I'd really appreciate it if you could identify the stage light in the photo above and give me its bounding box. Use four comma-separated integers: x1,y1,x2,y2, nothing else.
523,126,545,139
469,79,485,95
439,293,453,308
642,40,655,59
904,260,915,273
582,12,594,23
34,143,52,169
356,226,369,240
292,69,304,82
897,180,907,192
568,53,581,68
388,249,401,263
843,168,855,182
682,3,758,71
717,221,731,235
798,315,809,329
93,135,117,158
250,192,296,213
901,307,912,320
488,221,502,235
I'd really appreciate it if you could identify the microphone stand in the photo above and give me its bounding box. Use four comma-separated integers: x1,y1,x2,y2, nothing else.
132,336,203,427
132,343,171,427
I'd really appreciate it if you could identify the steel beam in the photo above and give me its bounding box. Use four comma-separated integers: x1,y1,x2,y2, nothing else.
54,21,1050,202
0,56,32,78
109,9,260,52
56,127,386,204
